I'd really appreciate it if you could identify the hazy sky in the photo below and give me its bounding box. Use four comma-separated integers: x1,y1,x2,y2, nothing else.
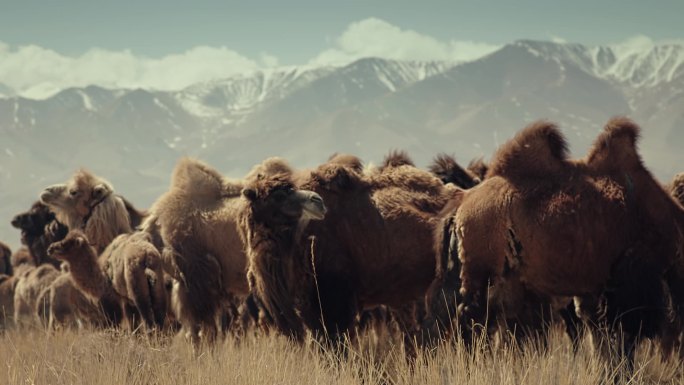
1,0,683,97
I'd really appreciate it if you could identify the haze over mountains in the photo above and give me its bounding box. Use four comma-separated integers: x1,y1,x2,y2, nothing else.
1,38,683,247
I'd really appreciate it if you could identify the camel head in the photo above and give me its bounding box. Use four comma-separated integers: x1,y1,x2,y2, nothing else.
47,229,91,262
39,169,114,226
11,201,61,244
242,174,327,227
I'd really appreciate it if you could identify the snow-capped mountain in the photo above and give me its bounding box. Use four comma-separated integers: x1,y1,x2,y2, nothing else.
1,39,683,248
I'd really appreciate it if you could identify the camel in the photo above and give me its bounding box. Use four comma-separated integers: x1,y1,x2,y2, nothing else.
428,154,481,188
433,118,684,365
238,153,455,347
10,247,35,277
13,264,61,326
39,169,132,254
47,230,126,327
141,157,251,345
98,231,167,329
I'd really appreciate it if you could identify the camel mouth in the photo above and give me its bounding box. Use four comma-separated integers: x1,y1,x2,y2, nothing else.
40,184,67,205
299,191,326,220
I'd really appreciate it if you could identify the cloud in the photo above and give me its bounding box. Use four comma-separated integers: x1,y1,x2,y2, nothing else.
0,18,501,99
308,18,500,66
0,43,271,99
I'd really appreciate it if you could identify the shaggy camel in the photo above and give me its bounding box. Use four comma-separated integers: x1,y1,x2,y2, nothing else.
141,157,251,344
47,230,125,327
13,264,61,326
434,118,684,364
239,153,455,345
98,232,167,329
40,169,132,254
428,154,480,188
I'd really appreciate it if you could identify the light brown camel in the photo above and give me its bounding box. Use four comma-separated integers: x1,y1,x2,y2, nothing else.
39,169,132,254
98,231,167,329
141,157,250,345
47,230,125,327
238,153,455,346
435,118,684,364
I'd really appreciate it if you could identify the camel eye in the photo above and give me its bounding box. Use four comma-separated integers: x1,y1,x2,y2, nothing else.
69,190,79,197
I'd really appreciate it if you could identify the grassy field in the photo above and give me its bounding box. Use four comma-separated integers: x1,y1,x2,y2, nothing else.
0,326,681,385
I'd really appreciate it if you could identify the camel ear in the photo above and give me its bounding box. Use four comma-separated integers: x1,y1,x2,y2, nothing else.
92,183,111,201
242,188,257,201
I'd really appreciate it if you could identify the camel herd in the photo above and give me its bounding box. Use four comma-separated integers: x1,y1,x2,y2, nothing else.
1,117,684,367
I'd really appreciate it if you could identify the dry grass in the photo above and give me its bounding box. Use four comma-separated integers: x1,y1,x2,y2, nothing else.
0,326,681,385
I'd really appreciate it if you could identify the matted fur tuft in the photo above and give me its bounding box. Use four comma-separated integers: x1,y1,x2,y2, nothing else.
380,149,415,170
487,120,569,180
467,157,489,181
429,153,480,189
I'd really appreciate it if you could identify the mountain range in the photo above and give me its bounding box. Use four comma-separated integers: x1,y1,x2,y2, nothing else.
1,39,683,248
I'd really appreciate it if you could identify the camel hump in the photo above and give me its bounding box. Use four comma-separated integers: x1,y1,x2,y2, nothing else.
380,150,415,170
310,161,367,192
586,117,642,170
171,157,242,197
327,153,364,174
488,120,569,180
429,153,479,188
245,157,293,182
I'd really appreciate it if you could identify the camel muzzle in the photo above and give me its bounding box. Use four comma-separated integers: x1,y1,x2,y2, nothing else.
298,190,326,220
40,184,66,204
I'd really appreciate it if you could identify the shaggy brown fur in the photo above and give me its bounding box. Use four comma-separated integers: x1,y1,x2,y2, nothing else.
47,230,124,327
11,202,68,268
467,157,489,181
13,264,61,326
239,155,455,345
428,153,480,188
141,157,250,344
436,118,684,363
0,274,17,328
98,232,167,329
379,149,415,170
0,242,11,276
10,247,35,276
327,153,364,174
40,169,132,253
35,272,105,330
668,172,684,207
119,195,148,229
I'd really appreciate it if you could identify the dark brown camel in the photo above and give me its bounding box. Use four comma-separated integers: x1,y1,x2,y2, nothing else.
431,118,684,366
239,153,455,349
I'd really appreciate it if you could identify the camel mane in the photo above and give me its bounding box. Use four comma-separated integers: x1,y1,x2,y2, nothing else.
85,194,132,253
585,117,642,171
487,120,569,180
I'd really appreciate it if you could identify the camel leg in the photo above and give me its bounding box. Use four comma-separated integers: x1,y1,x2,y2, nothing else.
125,258,156,331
